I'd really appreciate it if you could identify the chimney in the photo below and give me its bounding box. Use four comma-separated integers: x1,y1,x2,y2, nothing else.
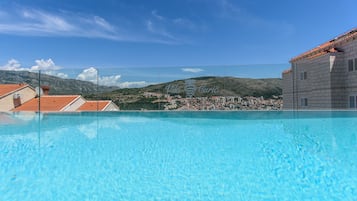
13,94,21,108
41,86,50,95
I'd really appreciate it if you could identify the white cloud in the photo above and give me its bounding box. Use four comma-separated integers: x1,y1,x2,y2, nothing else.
76,67,99,83
26,10,74,32
144,10,204,44
146,20,154,33
76,67,152,88
93,16,114,31
42,71,69,79
182,68,204,73
30,58,68,78
151,10,164,21
0,59,26,71
173,18,197,31
30,58,61,71
0,58,69,78
0,9,75,35
56,72,69,79
99,75,122,86
0,7,190,44
149,10,183,40
118,81,151,88
76,67,122,87
0,8,126,41
1,59,150,87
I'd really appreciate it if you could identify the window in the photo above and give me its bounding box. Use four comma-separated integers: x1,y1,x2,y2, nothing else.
348,59,354,71
300,98,308,107
349,96,355,108
300,71,307,80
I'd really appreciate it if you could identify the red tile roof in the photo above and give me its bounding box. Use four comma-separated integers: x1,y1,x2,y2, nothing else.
12,95,80,112
0,84,30,98
291,28,357,62
282,68,292,74
77,101,111,111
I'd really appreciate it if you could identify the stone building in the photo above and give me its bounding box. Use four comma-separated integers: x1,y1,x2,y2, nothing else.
283,28,357,109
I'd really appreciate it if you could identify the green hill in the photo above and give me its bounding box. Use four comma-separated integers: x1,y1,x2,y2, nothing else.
144,76,281,97
97,76,282,110
0,71,282,110
106,76,281,97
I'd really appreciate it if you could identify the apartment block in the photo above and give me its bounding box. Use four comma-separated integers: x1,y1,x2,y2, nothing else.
283,28,357,109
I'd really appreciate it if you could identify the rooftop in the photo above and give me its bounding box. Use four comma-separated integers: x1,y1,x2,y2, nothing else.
291,28,357,62
282,69,292,74
0,84,29,98
13,95,80,112
77,101,112,111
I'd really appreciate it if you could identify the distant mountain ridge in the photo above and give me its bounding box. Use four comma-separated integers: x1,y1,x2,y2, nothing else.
149,76,282,97
0,70,118,95
0,70,282,100
109,76,282,98
92,76,282,110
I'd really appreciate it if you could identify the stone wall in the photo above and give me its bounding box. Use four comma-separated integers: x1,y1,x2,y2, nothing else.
283,37,357,110
343,39,357,103
282,71,293,109
330,52,347,108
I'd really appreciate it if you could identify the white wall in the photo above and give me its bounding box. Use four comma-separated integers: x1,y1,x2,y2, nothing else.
0,87,36,111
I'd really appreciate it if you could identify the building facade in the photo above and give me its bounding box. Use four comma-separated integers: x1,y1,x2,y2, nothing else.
283,28,357,110
0,84,36,111
0,84,119,112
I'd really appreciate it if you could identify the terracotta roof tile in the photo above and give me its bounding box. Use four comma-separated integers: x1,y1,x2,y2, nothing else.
0,84,29,98
291,28,357,62
77,101,111,111
282,68,292,74
13,95,80,112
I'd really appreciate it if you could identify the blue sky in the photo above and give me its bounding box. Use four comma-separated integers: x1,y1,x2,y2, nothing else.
0,0,356,86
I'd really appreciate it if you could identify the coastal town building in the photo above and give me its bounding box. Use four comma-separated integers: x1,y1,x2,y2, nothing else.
77,100,119,111
12,95,86,112
282,28,357,109
164,95,282,111
0,84,119,112
0,84,36,111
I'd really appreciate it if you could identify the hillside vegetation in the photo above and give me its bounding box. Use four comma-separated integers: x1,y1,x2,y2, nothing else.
95,76,282,110
0,70,282,110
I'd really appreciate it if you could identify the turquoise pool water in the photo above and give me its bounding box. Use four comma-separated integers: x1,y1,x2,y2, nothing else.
1,111,357,200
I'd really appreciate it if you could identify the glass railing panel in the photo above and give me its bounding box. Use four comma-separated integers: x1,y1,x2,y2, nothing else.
98,67,162,111
95,64,285,111
1,64,286,112
37,68,101,112
0,68,101,112
37,68,98,95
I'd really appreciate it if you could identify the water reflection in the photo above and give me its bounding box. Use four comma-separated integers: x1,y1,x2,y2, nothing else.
1,112,357,152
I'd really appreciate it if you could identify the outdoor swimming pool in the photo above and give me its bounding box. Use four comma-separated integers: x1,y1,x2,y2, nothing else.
1,111,357,200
